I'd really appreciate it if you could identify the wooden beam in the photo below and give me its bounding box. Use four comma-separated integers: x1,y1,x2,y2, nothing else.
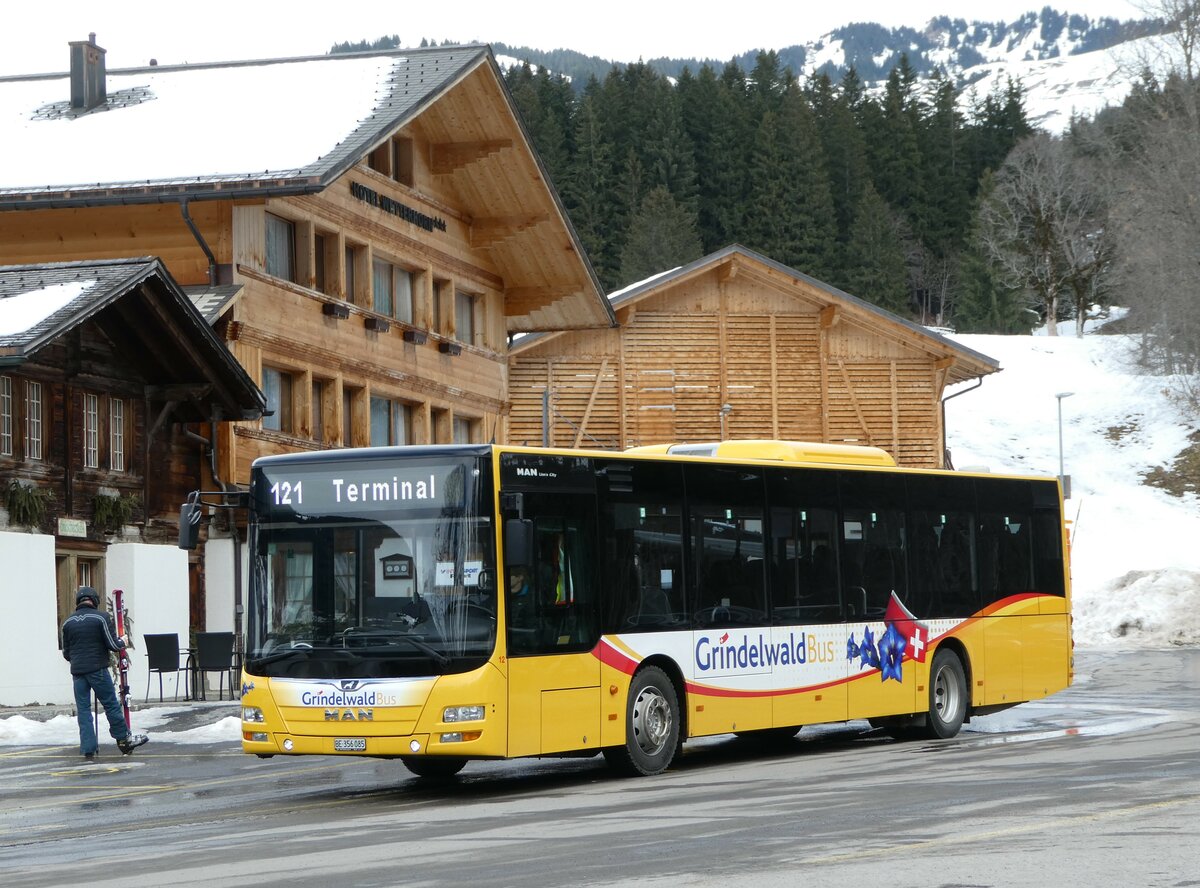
717,259,738,283
573,358,609,447
769,316,779,438
890,360,899,459
470,215,549,248
836,359,874,444
145,383,215,402
504,286,581,316
430,139,514,174
819,305,840,329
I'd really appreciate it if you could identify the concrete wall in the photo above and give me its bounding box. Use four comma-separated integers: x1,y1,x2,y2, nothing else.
0,534,193,707
108,543,191,703
0,531,63,706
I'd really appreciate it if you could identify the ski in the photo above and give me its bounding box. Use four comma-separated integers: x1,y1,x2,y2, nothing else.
112,588,133,730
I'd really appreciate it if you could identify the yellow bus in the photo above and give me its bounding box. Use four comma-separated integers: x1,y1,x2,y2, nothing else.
234,440,1072,777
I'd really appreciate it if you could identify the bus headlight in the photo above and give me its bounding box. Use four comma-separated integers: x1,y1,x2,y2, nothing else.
443,705,485,722
242,706,265,723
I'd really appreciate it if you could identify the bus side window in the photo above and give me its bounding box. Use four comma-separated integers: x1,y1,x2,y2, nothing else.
507,495,598,656
770,506,839,624
596,459,686,633
839,471,907,619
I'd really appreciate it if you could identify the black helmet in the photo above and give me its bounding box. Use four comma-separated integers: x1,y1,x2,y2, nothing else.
76,587,99,607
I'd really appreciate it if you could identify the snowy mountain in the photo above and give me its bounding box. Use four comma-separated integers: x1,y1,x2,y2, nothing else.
800,9,1162,131
945,316,1200,649
498,8,1165,132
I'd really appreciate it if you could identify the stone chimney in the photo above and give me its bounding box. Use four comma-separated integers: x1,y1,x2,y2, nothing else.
69,33,107,111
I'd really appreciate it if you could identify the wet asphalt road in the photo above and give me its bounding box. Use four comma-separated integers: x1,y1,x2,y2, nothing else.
1,649,1197,887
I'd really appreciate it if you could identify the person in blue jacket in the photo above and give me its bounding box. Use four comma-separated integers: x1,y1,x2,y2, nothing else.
60,587,148,761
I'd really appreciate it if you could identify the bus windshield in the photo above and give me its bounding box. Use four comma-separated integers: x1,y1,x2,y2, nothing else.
245,452,496,678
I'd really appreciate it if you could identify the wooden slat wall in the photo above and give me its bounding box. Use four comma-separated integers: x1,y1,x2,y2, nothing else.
506,261,953,467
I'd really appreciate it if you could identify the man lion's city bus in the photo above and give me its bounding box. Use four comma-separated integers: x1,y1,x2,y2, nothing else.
228,440,1071,778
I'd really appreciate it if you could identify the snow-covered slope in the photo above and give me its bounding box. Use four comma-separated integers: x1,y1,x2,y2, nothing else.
944,318,1200,648
802,9,1160,131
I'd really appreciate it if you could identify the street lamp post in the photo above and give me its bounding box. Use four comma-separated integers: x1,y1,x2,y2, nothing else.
719,403,733,440
1056,391,1074,496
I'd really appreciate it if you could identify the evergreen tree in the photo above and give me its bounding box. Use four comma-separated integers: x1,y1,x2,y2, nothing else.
745,83,837,277
842,184,911,314
871,61,924,226
919,72,971,256
618,186,704,287
562,86,619,288
809,71,871,256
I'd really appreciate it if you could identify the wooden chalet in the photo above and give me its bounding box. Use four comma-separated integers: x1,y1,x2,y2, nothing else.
0,36,613,670
0,258,263,704
508,246,1000,468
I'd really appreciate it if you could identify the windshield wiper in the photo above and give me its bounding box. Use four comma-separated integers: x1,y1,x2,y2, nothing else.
347,638,451,667
247,645,349,669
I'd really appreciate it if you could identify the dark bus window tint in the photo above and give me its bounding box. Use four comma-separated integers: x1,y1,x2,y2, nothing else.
767,468,841,624
1031,480,1066,596
976,478,1033,602
770,506,840,624
597,460,687,632
507,492,598,656
685,465,767,629
907,474,979,619
839,470,907,619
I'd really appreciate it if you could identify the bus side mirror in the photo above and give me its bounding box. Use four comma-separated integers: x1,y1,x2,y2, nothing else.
505,519,535,568
178,501,203,550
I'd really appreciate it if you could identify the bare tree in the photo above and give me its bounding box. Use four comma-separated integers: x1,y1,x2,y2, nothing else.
978,134,1113,337
1132,0,1200,82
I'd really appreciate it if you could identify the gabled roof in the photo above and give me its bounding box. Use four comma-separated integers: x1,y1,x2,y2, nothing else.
511,245,1000,385
0,43,614,332
0,46,489,207
0,258,264,421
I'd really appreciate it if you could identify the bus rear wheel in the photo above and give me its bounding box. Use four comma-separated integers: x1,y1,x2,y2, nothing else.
603,666,680,777
401,756,467,779
924,648,968,739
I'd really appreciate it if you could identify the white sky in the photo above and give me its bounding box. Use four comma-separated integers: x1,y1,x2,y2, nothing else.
1,0,1145,77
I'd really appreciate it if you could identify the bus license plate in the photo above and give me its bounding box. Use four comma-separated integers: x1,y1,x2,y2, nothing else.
334,738,366,751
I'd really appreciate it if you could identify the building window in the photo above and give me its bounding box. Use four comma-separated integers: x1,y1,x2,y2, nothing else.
24,380,42,461
314,234,328,294
265,213,296,282
0,375,11,456
311,380,326,444
372,259,414,322
83,393,99,468
372,258,393,316
370,396,411,446
455,290,477,345
262,367,293,433
453,416,476,444
393,137,414,186
110,398,125,471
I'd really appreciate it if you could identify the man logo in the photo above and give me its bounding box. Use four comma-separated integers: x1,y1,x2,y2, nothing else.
325,709,374,721
339,680,362,692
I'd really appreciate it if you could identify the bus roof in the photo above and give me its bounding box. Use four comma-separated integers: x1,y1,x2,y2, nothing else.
623,440,897,467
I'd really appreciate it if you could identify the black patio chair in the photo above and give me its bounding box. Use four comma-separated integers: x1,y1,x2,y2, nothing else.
194,631,235,701
143,632,184,702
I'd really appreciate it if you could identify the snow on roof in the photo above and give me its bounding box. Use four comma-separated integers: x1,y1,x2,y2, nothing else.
0,46,487,201
0,280,93,337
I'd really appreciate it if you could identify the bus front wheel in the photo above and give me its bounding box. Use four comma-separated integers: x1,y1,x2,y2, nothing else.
604,666,680,777
924,648,968,739
401,756,467,779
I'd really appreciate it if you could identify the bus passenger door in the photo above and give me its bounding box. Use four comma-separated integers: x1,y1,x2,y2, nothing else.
505,495,601,757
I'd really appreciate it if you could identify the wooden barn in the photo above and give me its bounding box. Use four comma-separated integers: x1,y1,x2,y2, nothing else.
0,36,613,681
507,246,1000,468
